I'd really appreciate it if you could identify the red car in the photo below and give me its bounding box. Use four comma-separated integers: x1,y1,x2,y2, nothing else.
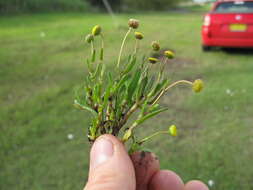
202,0,253,51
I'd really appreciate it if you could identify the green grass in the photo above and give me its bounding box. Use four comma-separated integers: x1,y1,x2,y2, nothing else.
1,12,253,190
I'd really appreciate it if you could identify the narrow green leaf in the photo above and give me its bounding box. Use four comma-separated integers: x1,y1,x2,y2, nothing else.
113,74,130,93
100,63,106,79
73,100,98,116
108,72,113,84
91,63,103,80
92,83,102,103
136,76,148,101
148,79,169,98
149,104,160,112
86,58,93,72
140,55,146,69
128,143,142,154
135,108,168,125
102,83,112,108
141,99,149,116
89,125,97,140
100,48,104,61
145,76,155,94
122,55,137,75
92,49,96,62
115,85,127,119
127,69,141,103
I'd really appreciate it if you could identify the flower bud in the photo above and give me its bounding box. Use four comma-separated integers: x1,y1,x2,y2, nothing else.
192,79,204,93
85,34,94,43
168,125,177,137
148,57,159,64
164,50,175,59
134,32,144,40
128,19,139,29
92,25,102,36
151,41,160,51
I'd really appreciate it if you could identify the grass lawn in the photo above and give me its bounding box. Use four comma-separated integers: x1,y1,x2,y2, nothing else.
0,12,253,190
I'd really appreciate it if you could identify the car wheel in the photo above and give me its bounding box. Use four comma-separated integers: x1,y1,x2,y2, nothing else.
202,45,211,52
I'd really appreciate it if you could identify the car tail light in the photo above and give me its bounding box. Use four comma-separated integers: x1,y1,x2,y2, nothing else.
203,15,211,26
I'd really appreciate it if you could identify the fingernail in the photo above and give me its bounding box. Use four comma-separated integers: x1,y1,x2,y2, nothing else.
90,137,114,169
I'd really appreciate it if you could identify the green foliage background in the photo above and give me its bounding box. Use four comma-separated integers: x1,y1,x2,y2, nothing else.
0,0,187,14
123,0,183,11
0,0,91,14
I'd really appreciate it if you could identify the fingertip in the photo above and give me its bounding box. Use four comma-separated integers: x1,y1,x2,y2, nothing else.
149,170,184,190
93,134,128,156
96,134,124,147
185,180,209,190
86,134,135,190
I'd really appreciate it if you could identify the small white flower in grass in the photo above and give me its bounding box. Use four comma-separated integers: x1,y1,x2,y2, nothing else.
208,179,214,187
226,89,231,95
226,89,235,96
67,134,74,140
224,106,229,111
40,32,46,38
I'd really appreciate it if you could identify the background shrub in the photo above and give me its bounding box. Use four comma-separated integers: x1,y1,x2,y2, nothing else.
0,0,91,14
0,0,188,14
122,0,184,11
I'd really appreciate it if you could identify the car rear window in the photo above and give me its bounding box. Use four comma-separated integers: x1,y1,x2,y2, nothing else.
214,1,253,13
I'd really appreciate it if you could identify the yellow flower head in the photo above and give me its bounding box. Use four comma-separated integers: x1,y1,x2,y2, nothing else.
134,32,144,40
192,79,204,93
128,19,139,29
164,50,175,59
148,57,159,64
85,34,94,43
151,41,160,51
92,25,102,36
168,125,177,137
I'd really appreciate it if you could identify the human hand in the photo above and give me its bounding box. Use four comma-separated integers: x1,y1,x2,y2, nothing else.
84,134,209,190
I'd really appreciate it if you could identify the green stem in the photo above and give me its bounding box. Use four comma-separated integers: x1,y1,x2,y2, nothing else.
134,39,139,55
158,57,166,82
91,41,94,56
138,131,168,144
119,102,139,128
101,33,104,50
151,80,193,106
117,28,132,68
100,34,104,61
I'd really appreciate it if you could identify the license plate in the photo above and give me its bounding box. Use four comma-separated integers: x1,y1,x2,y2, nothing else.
230,24,247,32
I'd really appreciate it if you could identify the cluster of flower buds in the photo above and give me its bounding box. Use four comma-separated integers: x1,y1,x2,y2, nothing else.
148,43,175,64
85,25,102,44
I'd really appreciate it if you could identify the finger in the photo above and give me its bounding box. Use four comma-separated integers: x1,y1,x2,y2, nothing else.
148,170,184,190
130,151,160,190
84,135,135,190
184,180,209,190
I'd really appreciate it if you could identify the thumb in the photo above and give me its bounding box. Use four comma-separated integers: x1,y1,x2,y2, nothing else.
84,134,136,190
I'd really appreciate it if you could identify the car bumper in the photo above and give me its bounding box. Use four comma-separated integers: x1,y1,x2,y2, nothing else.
203,37,253,48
